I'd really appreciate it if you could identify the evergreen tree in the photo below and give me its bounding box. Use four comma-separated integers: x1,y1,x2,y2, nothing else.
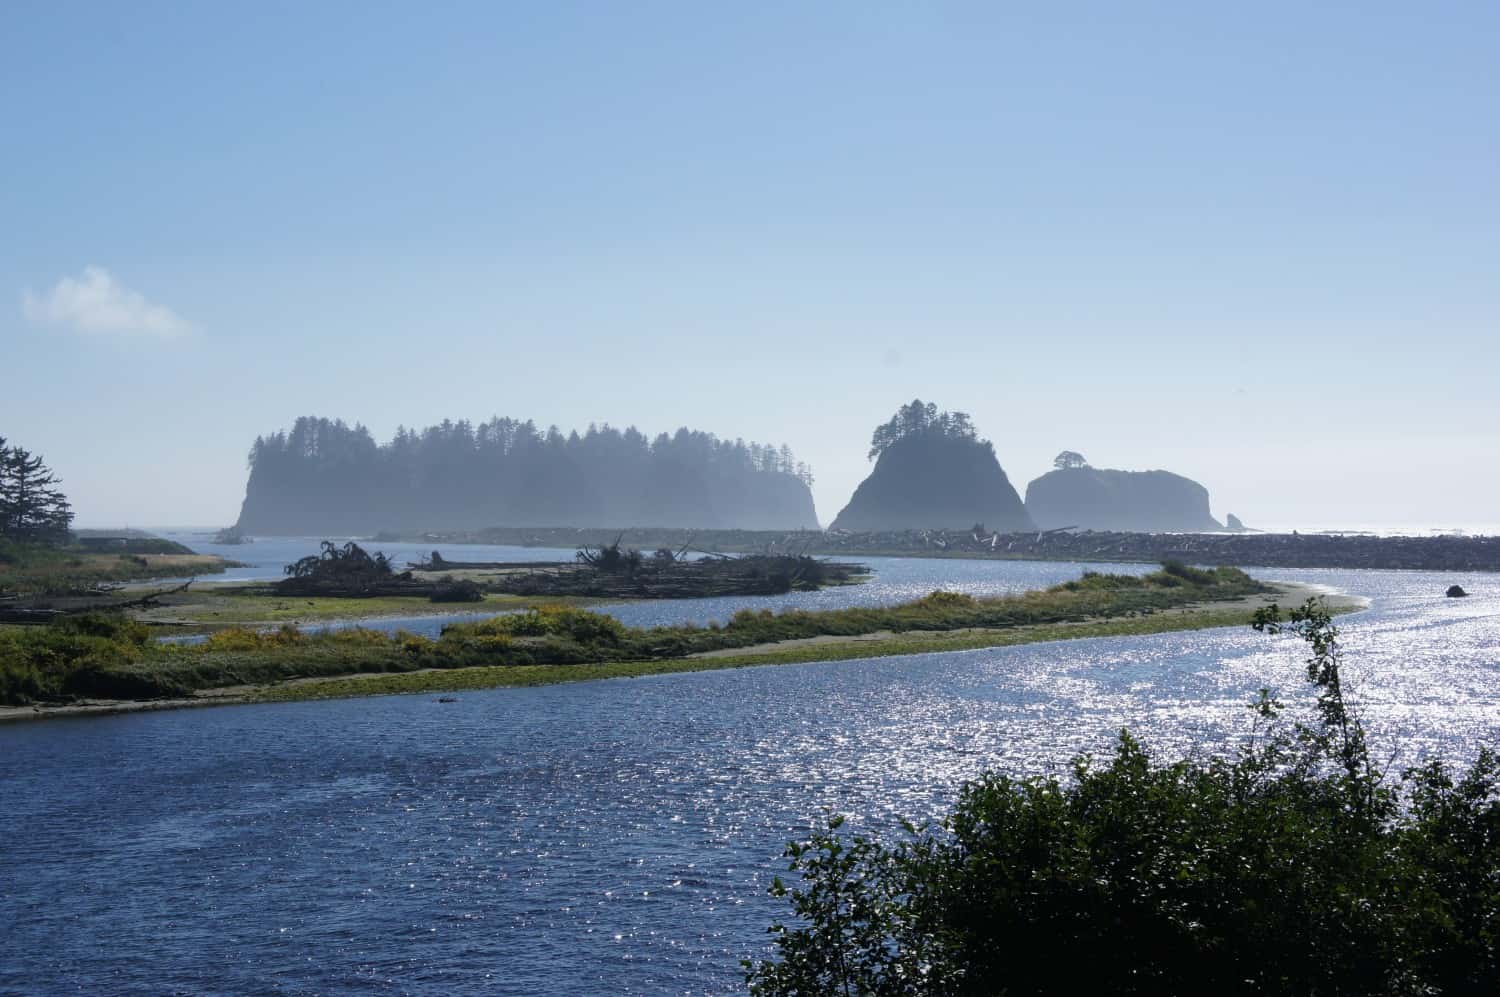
867,399,981,460
0,439,74,544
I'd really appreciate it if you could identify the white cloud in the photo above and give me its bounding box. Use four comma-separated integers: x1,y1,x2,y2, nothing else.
22,265,193,338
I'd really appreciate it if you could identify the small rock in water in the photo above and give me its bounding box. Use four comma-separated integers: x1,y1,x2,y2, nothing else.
1446,585,1469,598
437,696,459,703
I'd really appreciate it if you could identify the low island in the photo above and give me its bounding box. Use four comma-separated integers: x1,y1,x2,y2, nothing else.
1,563,1356,720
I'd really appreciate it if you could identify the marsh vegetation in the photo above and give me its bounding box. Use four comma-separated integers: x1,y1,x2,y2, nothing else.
2,564,1267,708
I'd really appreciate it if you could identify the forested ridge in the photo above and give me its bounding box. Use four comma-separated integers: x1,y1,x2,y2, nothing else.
235,416,820,534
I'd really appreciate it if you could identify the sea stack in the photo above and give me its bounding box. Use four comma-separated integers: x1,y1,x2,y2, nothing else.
1025,455,1222,532
831,400,1034,532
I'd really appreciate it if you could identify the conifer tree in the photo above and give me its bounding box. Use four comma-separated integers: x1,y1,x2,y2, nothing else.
0,438,74,545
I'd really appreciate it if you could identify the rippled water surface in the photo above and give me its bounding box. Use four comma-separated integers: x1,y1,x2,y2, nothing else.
3,554,1498,994
153,532,583,585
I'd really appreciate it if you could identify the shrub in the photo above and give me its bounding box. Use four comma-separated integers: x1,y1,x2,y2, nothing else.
1155,559,1220,587
0,612,152,704
49,611,151,644
1052,571,1145,593
914,590,978,609
430,579,483,603
450,606,627,645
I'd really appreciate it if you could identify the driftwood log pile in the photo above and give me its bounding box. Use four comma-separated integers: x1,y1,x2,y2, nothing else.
811,529,1500,572
384,526,1500,573
0,580,195,624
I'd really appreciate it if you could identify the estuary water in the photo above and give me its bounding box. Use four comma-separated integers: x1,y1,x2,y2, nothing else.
2,554,1498,994
149,532,1169,637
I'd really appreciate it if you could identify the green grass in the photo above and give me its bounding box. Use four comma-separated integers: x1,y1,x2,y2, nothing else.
1,564,1293,709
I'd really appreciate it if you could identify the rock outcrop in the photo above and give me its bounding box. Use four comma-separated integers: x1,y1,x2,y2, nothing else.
1226,513,1246,532
831,401,1033,532
1025,467,1221,533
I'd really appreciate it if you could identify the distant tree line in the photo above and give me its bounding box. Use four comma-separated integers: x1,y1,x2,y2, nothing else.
0,436,73,546
236,416,820,534
867,399,984,460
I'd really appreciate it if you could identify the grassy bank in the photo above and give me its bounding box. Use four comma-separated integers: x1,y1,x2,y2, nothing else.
0,538,233,596
1,564,1293,711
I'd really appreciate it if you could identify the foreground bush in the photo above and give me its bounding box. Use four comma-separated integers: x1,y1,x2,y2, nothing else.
748,601,1500,996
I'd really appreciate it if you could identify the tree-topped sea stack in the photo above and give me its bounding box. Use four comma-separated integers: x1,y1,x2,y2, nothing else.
830,400,1034,532
1025,451,1223,532
235,416,820,534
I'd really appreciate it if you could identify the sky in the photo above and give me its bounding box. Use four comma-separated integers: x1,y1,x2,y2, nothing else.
3,1,1497,531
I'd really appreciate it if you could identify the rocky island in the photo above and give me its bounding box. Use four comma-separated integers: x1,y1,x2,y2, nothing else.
1025,452,1223,532
235,416,820,535
830,400,1034,532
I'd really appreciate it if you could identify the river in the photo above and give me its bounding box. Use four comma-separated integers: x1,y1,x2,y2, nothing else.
2,544,1497,994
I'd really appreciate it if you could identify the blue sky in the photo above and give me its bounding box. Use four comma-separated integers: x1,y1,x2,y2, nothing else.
3,2,1497,529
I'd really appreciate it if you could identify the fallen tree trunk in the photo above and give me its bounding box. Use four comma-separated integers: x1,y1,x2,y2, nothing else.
0,580,194,624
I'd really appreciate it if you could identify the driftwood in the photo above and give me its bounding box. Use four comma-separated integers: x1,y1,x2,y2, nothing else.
99,579,194,610
408,551,540,572
0,580,194,624
387,527,1500,573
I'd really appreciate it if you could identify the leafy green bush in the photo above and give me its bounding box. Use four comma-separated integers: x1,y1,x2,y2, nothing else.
0,612,152,703
748,600,1500,996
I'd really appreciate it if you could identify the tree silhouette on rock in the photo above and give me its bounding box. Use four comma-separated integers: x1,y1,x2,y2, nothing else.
834,401,1033,532
236,415,820,534
867,399,978,460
